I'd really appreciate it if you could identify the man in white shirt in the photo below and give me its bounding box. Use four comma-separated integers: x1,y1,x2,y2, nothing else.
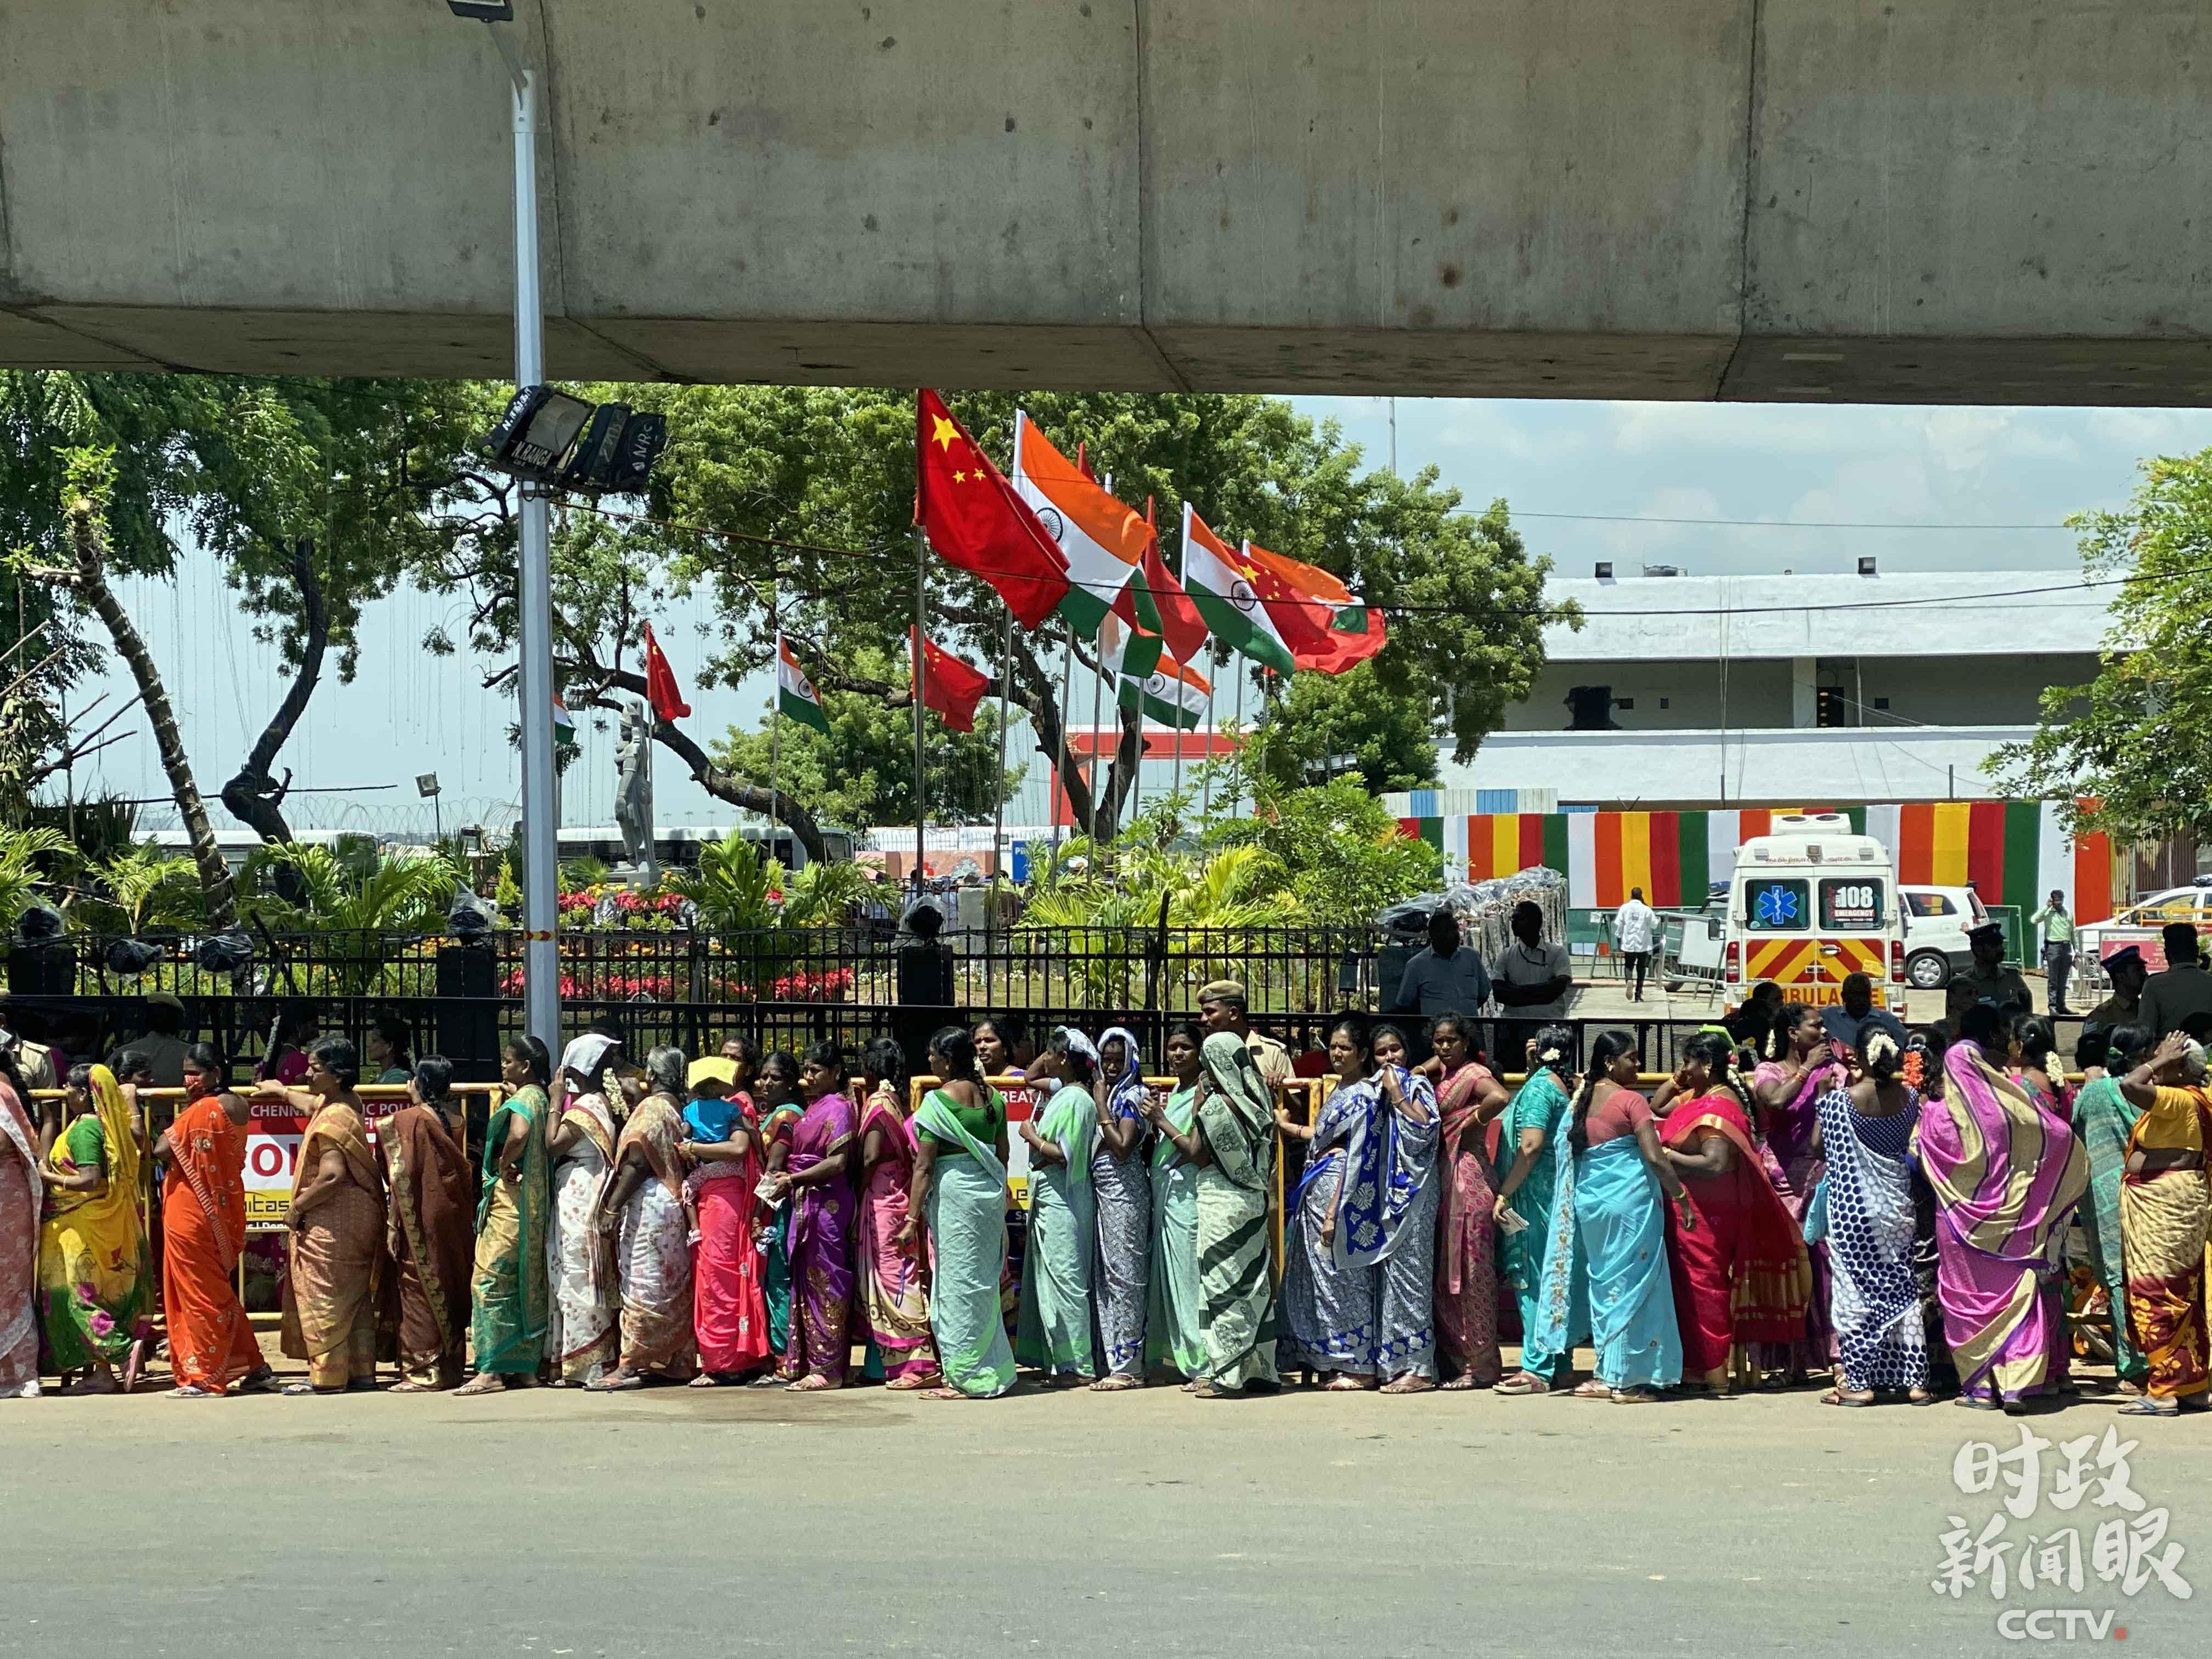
1612,887,1659,1002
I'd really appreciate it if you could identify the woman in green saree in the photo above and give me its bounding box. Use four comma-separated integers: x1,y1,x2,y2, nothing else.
1138,1022,1209,1385
1190,1030,1279,1397
2072,1024,2150,1392
456,1036,552,1395
1015,1028,1101,1381
1493,1025,1585,1394
901,1025,1016,1399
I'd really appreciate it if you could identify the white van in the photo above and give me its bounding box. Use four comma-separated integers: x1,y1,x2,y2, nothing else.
1723,814,1904,1007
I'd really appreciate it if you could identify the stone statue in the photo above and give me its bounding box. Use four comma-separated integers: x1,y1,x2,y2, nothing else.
613,698,657,886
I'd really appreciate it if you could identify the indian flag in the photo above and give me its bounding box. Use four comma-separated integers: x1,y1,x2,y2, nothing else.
552,692,578,749
1011,410,1147,637
1179,502,1295,675
1097,606,1163,687
776,636,831,735
1120,650,1211,730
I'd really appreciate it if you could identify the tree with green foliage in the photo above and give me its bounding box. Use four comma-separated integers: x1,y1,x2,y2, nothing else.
1206,778,1442,927
710,644,1023,831
456,387,1562,854
0,370,506,891
1987,448,2211,844
1245,658,1439,794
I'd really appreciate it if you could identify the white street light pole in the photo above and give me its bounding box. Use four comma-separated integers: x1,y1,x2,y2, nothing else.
481,18,560,1053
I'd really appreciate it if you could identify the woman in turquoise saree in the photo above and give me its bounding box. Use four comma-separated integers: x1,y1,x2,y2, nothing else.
1493,1026,1583,1388
1014,1028,1100,1381
2071,1025,2149,1391
1138,1022,1209,1384
904,1025,1016,1400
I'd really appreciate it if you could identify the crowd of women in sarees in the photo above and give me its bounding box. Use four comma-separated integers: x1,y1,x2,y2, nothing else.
4,996,2207,1417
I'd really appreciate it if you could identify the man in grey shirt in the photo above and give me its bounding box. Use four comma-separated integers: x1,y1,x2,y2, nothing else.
1392,909,1492,1019
1490,897,1575,1070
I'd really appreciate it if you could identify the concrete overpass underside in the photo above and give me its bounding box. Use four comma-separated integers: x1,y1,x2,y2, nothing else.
4,1,2210,404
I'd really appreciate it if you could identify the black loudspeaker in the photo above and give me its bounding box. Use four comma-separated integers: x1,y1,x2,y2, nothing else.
435,943,499,1081
7,945,74,996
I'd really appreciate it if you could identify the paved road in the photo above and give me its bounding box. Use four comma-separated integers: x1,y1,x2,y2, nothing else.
4,1375,2204,1658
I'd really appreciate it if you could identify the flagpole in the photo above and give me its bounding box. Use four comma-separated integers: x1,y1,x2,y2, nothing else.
1195,663,1214,820
992,604,1012,885
1062,628,1079,849
1087,636,1104,841
913,529,928,893
768,632,781,858
1232,659,1245,820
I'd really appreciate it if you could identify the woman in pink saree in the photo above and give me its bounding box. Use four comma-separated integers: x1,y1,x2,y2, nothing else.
1427,1015,1510,1388
1920,1005,2089,1409
855,1039,937,1388
763,1041,859,1391
0,1048,40,1398
1751,1003,1843,1383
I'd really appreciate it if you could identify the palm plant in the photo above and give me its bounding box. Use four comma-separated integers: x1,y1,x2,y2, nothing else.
92,843,205,934
0,826,73,931
1019,843,1294,1006
244,843,460,995
667,831,786,933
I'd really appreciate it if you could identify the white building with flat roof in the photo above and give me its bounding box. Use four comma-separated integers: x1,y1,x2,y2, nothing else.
1442,566,2113,806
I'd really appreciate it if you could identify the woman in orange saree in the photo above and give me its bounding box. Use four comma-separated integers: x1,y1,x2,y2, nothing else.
0,1048,41,1398
156,1045,272,1397
1657,1032,1813,1395
261,1037,389,1395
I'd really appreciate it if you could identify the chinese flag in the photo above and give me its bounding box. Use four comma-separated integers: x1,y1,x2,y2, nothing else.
1241,541,1387,674
915,389,1071,628
911,627,994,733
641,622,692,721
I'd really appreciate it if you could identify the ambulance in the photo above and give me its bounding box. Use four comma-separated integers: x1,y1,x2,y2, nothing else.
1722,814,1905,1008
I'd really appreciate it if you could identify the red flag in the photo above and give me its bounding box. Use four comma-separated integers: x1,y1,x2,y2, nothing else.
1241,541,1387,673
1111,518,1210,665
910,627,994,733
914,390,1071,628
641,622,692,721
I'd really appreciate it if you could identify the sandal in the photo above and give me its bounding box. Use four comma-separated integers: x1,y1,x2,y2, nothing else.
589,1372,646,1392
279,1383,340,1397
2118,1398,2179,1417
686,1373,725,1389
920,1386,969,1401
1820,1387,1877,1408
1379,1375,1436,1395
1570,1380,1613,1400
1906,1387,1934,1406
1494,1373,1551,1396
1088,1375,1143,1392
1438,1374,1485,1391
235,1368,276,1395
1324,1374,1374,1392
1611,1387,1660,1404
387,1380,440,1394
166,1384,215,1399
785,1374,838,1392
884,1374,936,1391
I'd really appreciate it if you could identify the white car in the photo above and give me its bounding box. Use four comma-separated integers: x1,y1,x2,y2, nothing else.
1901,884,1991,990
2073,881,2212,989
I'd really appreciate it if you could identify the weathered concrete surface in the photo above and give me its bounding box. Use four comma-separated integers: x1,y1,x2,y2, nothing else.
2,1,2209,401
5,1374,2207,1657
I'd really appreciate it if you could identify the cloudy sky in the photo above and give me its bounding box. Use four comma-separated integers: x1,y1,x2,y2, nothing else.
58,398,2212,838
